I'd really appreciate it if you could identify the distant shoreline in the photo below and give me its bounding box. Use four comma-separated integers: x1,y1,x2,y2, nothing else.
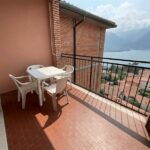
104,49,150,52
104,49,150,65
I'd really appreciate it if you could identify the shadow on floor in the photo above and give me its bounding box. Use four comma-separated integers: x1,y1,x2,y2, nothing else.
68,89,150,147
1,90,68,150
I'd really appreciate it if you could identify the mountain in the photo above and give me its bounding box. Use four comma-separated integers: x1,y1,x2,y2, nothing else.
104,32,124,51
132,30,150,50
104,28,150,51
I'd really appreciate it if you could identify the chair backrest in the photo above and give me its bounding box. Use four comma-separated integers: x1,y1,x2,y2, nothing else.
27,64,44,71
56,77,68,94
62,65,74,76
9,74,21,89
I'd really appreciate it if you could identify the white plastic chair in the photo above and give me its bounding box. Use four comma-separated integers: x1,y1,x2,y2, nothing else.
54,65,74,88
26,64,46,86
27,64,44,80
27,64,44,71
42,76,69,111
9,74,38,109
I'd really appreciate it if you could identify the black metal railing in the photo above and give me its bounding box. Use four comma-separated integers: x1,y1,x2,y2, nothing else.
61,53,150,115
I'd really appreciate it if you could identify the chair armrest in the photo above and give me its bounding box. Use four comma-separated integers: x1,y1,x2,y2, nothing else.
17,75,34,82
14,79,32,86
14,75,33,86
42,81,49,87
19,81,32,86
15,75,31,80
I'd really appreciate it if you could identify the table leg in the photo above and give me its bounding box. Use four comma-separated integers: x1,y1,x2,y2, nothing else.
38,80,43,106
52,95,57,111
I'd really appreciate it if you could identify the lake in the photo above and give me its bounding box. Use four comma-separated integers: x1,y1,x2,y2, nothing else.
104,50,150,67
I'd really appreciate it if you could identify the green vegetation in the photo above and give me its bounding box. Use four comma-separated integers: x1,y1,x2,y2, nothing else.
99,89,105,96
119,91,127,100
119,92,140,108
113,78,119,85
118,71,127,80
101,64,141,87
99,89,108,97
128,96,141,108
122,66,140,75
101,73,119,85
139,89,150,98
109,64,141,75
101,78,107,83
109,65,118,73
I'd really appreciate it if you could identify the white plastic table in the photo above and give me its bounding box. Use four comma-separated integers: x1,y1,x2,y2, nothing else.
27,66,66,107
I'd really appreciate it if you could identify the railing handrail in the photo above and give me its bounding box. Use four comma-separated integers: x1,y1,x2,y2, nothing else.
61,53,150,64
61,53,150,116
61,53,150,69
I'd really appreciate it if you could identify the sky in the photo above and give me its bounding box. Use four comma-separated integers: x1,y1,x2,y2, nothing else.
65,0,150,32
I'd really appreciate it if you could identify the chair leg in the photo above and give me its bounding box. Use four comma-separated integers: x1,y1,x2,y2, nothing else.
21,93,26,109
68,78,72,89
35,89,39,95
42,88,46,102
69,81,72,89
64,91,69,104
18,91,21,102
31,90,34,94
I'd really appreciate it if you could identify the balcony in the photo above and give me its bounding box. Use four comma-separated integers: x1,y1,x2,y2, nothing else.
0,54,150,150
0,84,150,150
1,54,150,150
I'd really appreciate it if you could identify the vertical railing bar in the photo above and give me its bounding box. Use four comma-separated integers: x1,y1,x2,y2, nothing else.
76,59,78,84
107,64,114,99
88,60,91,89
73,55,76,84
79,59,81,86
78,59,80,84
126,67,137,107
116,65,123,103
89,57,93,91
83,60,86,88
80,59,83,87
145,98,150,115
92,61,96,92
132,68,144,109
111,64,118,100
103,63,107,96
81,59,83,86
87,60,90,89
96,60,100,93
100,62,104,95
120,66,130,106
138,75,150,112
105,62,109,98
91,61,94,91
99,62,103,97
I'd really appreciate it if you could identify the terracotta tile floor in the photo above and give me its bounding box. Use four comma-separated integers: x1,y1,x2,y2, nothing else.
1,85,150,150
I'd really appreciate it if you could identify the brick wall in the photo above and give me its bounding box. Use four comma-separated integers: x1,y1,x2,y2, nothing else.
50,3,106,66
60,13,106,57
49,0,62,67
60,13,106,92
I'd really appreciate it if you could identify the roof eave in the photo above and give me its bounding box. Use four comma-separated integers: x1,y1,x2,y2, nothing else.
60,1,117,29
